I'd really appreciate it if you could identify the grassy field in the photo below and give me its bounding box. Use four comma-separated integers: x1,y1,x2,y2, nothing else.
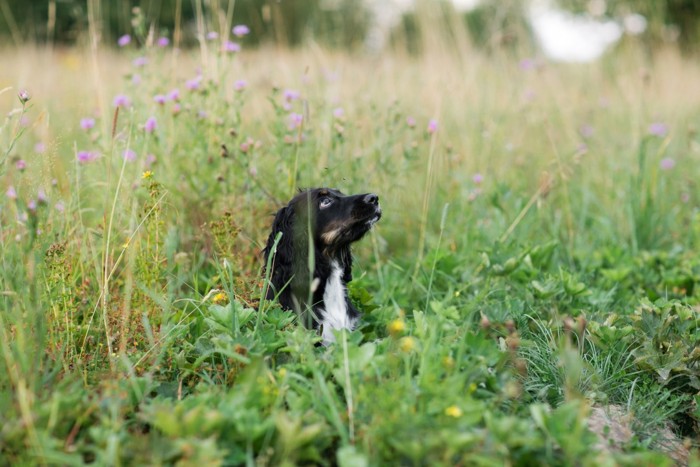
1,33,699,465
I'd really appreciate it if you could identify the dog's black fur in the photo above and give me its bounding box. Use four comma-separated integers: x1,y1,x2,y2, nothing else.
262,188,381,339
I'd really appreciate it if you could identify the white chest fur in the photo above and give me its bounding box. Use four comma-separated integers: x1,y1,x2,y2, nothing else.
320,260,355,344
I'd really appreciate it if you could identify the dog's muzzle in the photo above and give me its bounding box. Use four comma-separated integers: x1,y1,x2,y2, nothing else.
362,193,382,226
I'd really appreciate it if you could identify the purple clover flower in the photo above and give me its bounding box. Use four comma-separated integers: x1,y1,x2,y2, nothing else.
145,154,156,167
427,119,439,134
18,89,30,103
16,159,26,171
6,186,17,199
223,41,241,53
284,89,300,102
27,199,37,211
35,142,46,153
186,77,202,91
333,107,345,119
132,56,148,67
144,116,157,133
288,112,304,130
168,89,180,101
154,94,167,104
37,188,47,204
648,122,669,137
234,79,247,91
206,31,219,40
660,157,676,170
113,94,131,108
157,37,170,47
473,173,484,184
77,150,98,163
232,25,250,37
118,34,131,47
80,117,95,130
406,116,416,128
55,201,65,212
123,149,137,161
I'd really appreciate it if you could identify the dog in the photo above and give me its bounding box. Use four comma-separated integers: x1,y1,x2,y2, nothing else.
262,188,381,344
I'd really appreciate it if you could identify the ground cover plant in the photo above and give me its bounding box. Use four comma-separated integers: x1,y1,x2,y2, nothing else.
1,13,700,466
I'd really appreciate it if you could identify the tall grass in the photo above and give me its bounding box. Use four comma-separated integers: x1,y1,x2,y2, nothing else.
0,7,699,463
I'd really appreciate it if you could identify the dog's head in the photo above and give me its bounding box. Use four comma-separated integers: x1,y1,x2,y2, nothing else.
264,187,381,260
310,188,381,249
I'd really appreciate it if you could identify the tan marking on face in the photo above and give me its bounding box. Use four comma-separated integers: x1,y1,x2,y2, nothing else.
321,219,351,245
321,228,341,245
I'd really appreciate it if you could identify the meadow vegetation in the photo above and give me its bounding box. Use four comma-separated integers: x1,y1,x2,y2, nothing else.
1,18,699,465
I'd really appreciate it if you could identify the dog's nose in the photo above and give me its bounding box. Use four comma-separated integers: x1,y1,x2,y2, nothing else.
363,193,379,205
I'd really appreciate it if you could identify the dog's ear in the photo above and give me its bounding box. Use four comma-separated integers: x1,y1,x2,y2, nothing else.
263,204,295,272
263,204,297,307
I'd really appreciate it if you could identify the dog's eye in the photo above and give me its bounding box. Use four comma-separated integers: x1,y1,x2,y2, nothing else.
319,197,333,209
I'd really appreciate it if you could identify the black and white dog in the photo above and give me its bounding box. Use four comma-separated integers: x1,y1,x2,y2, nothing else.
262,188,381,344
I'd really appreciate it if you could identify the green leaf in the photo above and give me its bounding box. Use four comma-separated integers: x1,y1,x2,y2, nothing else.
344,342,376,373
337,445,368,467
531,280,558,299
413,310,428,338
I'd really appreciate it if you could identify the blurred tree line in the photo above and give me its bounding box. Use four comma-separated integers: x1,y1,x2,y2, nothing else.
0,0,698,52
556,0,700,51
0,0,368,47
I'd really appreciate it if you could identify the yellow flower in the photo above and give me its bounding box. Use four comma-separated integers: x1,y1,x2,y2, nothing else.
142,170,154,179
212,292,227,304
445,405,462,418
387,319,406,336
442,356,455,368
278,368,287,378
398,336,416,353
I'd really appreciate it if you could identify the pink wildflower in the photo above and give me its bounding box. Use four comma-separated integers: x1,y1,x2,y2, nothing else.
113,94,131,108
80,118,95,130
427,119,439,134
660,158,675,170
118,34,131,47
144,116,157,133
232,25,250,37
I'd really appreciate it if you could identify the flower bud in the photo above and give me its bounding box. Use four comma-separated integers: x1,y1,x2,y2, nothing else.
18,89,30,103
480,314,491,331
398,336,416,353
387,319,406,336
